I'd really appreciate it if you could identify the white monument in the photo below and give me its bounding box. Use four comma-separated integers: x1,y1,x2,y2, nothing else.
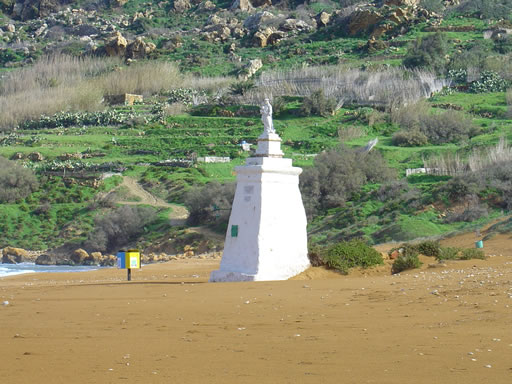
210,99,310,282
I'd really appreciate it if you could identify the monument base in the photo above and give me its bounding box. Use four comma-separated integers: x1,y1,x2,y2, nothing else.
209,260,310,282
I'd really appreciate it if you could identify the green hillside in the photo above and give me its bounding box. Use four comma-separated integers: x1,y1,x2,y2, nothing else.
1,0,512,254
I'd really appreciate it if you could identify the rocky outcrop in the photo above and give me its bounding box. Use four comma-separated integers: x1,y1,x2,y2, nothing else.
173,0,191,13
35,253,56,265
201,14,245,42
27,152,44,162
230,0,253,11
12,0,65,21
2,247,30,264
230,0,271,11
126,37,156,59
104,32,155,59
344,0,440,39
70,248,89,264
280,18,315,33
243,11,275,32
105,31,127,57
252,27,285,47
198,0,216,12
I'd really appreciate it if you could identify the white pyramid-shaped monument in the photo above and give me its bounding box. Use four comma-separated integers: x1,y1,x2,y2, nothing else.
210,99,310,282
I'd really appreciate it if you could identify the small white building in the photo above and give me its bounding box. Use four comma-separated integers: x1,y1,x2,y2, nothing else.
210,104,310,282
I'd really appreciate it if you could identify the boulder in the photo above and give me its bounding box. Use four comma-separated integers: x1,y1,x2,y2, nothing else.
243,11,275,31
316,11,331,27
71,248,89,265
35,254,56,265
7,24,16,33
203,24,231,42
162,35,183,50
12,0,63,21
280,18,314,33
207,14,226,26
253,27,273,47
10,152,24,160
99,255,116,266
2,247,30,264
251,0,271,6
173,0,191,13
267,30,286,45
238,58,262,81
198,0,216,11
110,0,128,7
27,152,44,162
105,31,127,57
382,0,419,6
230,0,253,11
347,9,382,36
126,37,156,59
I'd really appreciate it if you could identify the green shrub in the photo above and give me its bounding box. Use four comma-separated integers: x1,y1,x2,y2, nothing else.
324,239,383,274
453,0,512,19
300,144,395,216
300,90,337,117
403,32,448,74
460,248,486,260
229,81,255,96
417,240,441,257
438,246,461,260
392,253,422,274
392,129,429,147
419,110,480,144
183,181,236,226
84,205,157,253
0,156,39,203
494,35,512,54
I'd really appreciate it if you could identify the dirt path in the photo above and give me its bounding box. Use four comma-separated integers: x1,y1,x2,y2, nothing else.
108,176,189,224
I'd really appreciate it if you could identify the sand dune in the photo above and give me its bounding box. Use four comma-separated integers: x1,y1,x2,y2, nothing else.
1,235,511,383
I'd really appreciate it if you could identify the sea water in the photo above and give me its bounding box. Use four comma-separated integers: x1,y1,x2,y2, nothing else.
0,263,101,278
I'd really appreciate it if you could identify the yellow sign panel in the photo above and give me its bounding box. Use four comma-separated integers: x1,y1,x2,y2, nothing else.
126,250,141,269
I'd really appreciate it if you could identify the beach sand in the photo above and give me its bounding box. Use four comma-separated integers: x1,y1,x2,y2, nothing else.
1,234,511,383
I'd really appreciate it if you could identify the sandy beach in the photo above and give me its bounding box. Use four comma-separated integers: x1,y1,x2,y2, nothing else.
1,234,511,383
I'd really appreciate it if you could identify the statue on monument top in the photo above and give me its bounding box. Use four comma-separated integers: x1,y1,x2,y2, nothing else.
260,98,275,135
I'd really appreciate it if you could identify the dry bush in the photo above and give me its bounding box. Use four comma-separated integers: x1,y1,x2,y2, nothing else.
0,54,121,96
0,54,233,130
425,137,512,175
338,125,364,142
249,66,446,107
0,83,103,131
390,100,431,129
98,61,181,96
184,75,235,92
391,100,477,145
0,54,120,130
99,62,234,96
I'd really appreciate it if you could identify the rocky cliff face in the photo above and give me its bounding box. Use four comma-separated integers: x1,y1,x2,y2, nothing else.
12,0,72,20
